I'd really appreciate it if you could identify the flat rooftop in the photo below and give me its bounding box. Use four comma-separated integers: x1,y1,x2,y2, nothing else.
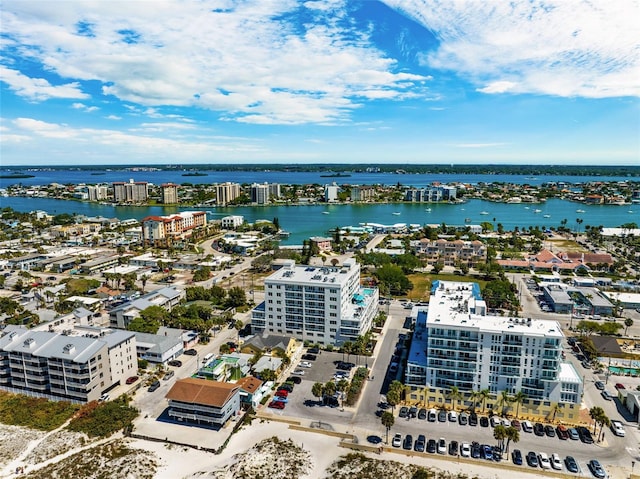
429,280,563,338
267,260,357,287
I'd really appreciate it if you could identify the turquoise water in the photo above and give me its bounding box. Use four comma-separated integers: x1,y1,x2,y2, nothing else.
1,196,637,245
609,366,640,376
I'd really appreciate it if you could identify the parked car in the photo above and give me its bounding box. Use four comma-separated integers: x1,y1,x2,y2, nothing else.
556,425,569,440
408,406,418,418
399,406,409,418
292,369,305,376
418,408,427,420
468,412,478,426
287,376,302,384
448,411,458,422
470,442,481,459
512,449,523,465
428,409,437,422
511,419,521,431
460,442,471,457
437,410,447,422
125,376,139,384
490,416,500,427
427,439,437,454
278,384,293,393
601,390,614,401
521,420,533,433
148,380,161,392
99,393,110,402
275,389,288,397
308,346,320,354
588,459,606,478
458,413,468,426
302,354,317,361
577,426,594,444
163,370,175,381
402,434,413,450
414,434,426,452
480,416,489,427
567,427,580,440
168,360,182,367
594,381,605,390
544,425,556,437
183,349,197,356
565,456,579,473
392,433,402,448
611,419,626,437
299,361,312,368
534,422,545,436
268,401,285,409
482,444,493,461
448,440,459,456
538,452,551,469
550,453,563,470
526,451,539,467
615,383,626,390
492,446,502,462
437,438,446,455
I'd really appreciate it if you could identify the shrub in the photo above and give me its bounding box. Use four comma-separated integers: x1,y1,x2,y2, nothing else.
0,391,79,431
67,397,138,438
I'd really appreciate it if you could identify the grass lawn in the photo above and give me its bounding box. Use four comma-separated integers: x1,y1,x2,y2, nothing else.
548,239,586,251
404,273,488,301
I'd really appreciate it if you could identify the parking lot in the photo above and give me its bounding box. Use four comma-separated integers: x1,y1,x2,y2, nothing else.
380,404,624,477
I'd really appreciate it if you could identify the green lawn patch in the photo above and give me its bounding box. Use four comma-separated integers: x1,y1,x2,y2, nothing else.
0,391,79,431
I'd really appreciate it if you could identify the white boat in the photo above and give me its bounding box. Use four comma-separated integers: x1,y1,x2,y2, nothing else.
480,211,489,215
543,214,551,218
576,209,585,213
425,208,432,212
524,206,530,209
322,211,330,215
392,212,401,216
534,209,542,213
629,210,635,214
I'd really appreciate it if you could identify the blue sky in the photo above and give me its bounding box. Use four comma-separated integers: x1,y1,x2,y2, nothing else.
1,0,638,166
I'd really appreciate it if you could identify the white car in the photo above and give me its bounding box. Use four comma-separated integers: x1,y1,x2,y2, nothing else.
293,369,305,376
460,443,471,457
521,420,533,432
550,453,563,470
437,437,446,454
299,361,312,368
392,433,402,447
538,452,551,469
611,420,626,437
448,411,458,422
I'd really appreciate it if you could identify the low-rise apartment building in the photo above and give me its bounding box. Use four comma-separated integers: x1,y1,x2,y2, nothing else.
109,286,185,329
416,238,486,267
0,325,136,403
141,211,207,248
165,378,241,427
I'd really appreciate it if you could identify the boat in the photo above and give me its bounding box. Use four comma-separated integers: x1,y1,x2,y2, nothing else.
465,218,471,223
322,211,330,215
320,173,351,178
392,212,401,216
182,172,208,177
576,209,585,213
534,209,542,213
425,208,432,212
629,210,635,214
524,206,530,209
543,214,551,218
480,211,489,215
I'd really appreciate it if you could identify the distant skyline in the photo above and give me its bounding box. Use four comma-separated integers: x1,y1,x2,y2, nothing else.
1,0,639,167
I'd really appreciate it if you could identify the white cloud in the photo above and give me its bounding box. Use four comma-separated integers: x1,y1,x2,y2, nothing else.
1,1,431,124
0,65,88,100
105,115,122,120
385,0,640,98
71,102,99,112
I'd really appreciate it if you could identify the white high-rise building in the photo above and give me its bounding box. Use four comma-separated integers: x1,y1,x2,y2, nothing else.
406,280,582,404
324,183,339,202
251,259,378,345
250,183,270,204
87,185,108,201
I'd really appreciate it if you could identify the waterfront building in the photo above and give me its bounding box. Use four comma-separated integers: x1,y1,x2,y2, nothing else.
251,259,378,345
112,180,148,203
141,211,207,248
268,183,281,199
250,183,270,204
404,185,457,202
87,185,108,202
406,281,582,408
416,238,486,267
310,236,332,253
165,378,241,427
0,325,136,403
324,183,339,202
215,182,241,206
221,215,244,229
350,185,376,202
160,183,179,204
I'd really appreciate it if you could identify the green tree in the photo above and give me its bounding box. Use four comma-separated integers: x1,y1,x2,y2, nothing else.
311,382,325,404
479,388,491,413
512,391,527,419
447,386,463,411
625,317,634,335
504,425,520,452
323,381,336,405
336,379,349,409
226,286,247,308
192,266,211,282
493,424,507,450
374,264,413,295
341,341,353,363
496,390,512,416
589,406,605,434
381,411,395,444
386,388,400,411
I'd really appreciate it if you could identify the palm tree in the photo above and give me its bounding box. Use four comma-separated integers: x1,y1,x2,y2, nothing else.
496,390,512,416
381,411,395,444
336,379,349,409
323,381,336,405
140,274,148,293
512,391,527,419
468,390,480,412
598,414,611,441
504,426,520,453
386,388,400,411
589,406,605,434
479,388,491,413
625,318,634,335
342,341,353,363
422,386,430,407
447,386,463,411
493,424,507,451
311,382,325,405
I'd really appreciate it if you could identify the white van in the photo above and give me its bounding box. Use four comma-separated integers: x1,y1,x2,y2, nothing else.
202,353,214,364
521,420,533,433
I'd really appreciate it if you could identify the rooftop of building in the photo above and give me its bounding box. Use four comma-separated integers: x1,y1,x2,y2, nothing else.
266,259,357,287
165,378,239,407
